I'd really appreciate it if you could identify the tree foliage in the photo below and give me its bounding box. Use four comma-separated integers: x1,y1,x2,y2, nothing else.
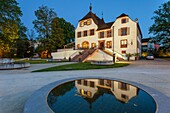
0,0,26,57
58,18,75,44
33,6,75,58
149,1,170,49
33,5,57,39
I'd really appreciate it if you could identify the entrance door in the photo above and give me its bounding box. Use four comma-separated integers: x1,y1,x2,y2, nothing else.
99,41,105,49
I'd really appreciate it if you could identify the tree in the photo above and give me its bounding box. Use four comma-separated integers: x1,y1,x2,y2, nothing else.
0,0,24,57
51,18,65,51
33,5,57,41
58,18,75,44
33,5,57,58
27,29,36,54
149,1,170,51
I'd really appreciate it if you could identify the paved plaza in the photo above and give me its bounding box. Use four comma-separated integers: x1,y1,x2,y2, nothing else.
0,59,170,113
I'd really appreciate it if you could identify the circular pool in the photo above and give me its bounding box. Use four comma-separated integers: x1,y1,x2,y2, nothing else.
47,78,156,113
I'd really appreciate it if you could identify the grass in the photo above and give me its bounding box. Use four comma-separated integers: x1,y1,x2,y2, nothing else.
15,59,69,64
15,59,49,64
32,62,129,72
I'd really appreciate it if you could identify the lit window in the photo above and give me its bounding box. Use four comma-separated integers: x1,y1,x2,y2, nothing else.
106,41,112,48
87,19,91,25
77,44,80,49
91,43,96,48
120,40,127,48
122,50,126,54
80,22,84,27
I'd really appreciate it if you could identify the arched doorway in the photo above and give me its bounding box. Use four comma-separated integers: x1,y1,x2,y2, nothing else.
82,41,89,49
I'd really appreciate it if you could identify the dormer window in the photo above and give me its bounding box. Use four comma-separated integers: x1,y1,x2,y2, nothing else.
80,22,84,27
84,21,87,25
87,19,91,25
121,18,129,24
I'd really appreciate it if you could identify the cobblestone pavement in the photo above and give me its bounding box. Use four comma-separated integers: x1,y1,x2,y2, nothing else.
0,59,170,113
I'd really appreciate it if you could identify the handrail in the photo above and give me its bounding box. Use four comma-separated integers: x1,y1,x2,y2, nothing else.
69,50,83,59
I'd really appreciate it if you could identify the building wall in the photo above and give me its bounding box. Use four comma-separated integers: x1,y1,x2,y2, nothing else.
75,19,98,49
75,15,142,60
112,16,139,56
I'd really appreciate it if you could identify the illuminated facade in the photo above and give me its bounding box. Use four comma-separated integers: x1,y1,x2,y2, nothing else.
75,5,142,60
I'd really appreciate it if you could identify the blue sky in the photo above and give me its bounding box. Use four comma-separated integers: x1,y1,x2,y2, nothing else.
17,0,168,38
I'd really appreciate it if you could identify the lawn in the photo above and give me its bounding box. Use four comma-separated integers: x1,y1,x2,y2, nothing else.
32,62,129,72
15,59,68,64
15,59,49,64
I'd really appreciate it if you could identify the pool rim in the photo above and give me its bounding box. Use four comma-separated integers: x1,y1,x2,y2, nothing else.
24,76,166,113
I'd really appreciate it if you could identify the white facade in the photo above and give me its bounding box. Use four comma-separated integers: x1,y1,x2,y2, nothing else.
75,10,142,60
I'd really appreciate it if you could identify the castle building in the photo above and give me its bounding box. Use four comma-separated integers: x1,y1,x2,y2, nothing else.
75,5,142,60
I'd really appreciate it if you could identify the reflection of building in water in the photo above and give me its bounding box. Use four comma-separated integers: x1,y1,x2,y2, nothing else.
75,79,138,103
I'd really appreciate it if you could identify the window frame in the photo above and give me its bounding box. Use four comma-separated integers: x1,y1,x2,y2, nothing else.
99,31,104,38
83,30,88,37
107,30,112,37
77,32,82,38
120,39,128,48
90,29,95,36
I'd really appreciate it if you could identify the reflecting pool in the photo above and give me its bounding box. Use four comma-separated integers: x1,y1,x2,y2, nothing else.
47,79,156,113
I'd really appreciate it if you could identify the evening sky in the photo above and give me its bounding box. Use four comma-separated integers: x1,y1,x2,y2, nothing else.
16,0,168,38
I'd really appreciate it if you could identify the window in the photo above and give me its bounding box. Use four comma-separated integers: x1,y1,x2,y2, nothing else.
91,43,96,48
122,28,127,36
77,32,81,38
120,40,127,48
77,44,80,49
82,41,89,49
137,41,140,48
83,30,87,37
99,79,104,85
77,80,81,84
90,29,95,36
122,50,126,54
87,19,91,25
87,91,91,97
118,82,129,90
84,80,88,86
84,21,87,25
121,18,129,24
99,31,104,38
80,22,84,27
107,30,112,37
118,27,130,36
106,80,111,87
90,81,95,88
121,94,129,100
106,41,112,48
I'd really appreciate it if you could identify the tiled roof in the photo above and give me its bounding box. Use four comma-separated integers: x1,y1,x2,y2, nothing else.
97,22,114,31
79,11,113,30
116,13,128,19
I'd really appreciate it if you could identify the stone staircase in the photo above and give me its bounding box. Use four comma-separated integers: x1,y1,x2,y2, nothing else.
71,49,96,62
